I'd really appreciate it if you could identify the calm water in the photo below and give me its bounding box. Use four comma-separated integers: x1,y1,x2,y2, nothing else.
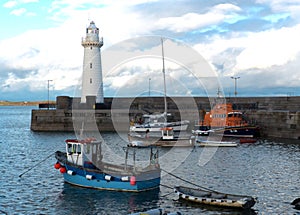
0,106,299,215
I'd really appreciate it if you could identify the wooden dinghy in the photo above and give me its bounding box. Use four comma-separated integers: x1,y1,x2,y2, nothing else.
174,186,257,209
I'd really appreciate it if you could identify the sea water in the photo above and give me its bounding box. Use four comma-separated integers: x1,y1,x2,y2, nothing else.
0,106,299,214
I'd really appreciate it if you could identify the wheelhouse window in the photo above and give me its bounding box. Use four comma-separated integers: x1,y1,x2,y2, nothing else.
72,144,77,153
67,144,72,154
77,145,81,154
85,144,91,154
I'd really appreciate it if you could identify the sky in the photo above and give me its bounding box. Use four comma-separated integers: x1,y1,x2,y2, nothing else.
0,0,300,101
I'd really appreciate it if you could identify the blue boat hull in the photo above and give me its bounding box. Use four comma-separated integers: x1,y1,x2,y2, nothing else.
195,126,260,138
61,164,161,192
223,126,260,138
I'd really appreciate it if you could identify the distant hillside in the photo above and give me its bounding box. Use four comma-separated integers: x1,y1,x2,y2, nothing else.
0,101,55,106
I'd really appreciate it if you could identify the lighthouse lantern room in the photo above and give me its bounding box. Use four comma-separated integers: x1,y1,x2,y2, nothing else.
81,21,104,103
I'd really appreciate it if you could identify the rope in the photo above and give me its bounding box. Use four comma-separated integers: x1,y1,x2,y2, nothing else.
159,183,173,190
161,190,175,198
159,183,175,198
161,168,215,192
19,152,55,178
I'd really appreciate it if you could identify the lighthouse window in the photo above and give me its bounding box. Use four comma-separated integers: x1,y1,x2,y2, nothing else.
90,63,92,68
90,78,92,83
90,47,92,50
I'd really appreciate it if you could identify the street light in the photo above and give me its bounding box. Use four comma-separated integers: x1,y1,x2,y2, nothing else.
148,78,151,97
231,76,240,97
47,80,53,109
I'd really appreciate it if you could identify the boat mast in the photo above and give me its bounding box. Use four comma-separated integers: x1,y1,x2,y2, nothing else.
161,37,167,123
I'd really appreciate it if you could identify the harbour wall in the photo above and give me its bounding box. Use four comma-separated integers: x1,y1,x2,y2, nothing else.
30,96,300,139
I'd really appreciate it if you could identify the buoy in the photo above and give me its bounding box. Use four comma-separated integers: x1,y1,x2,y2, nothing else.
130,176,136,186
67,170,76,175
121,176,129,181
105,175,112,181
60,166,66,174
86,174,94,180
54,162,61,169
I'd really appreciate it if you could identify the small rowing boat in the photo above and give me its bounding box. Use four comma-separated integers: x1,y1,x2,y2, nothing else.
174,186,257,209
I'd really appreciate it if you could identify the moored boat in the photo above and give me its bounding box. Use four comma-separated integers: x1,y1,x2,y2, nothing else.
174,186,257,209
130,38,190,134
130,113,190,133
54,138,161,192
197,140,238,147
196,136,238,147
239,138,257,144
128,127,196,148
194,102,260,138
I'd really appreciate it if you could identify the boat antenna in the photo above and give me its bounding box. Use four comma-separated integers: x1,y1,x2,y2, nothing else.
161,37,167,123
80,121,84,139
217,87,221,98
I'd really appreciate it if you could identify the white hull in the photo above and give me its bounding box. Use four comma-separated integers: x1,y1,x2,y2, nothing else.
198,142,237,147
130,122,189,133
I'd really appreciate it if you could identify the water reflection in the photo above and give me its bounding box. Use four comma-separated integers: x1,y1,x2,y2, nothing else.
55,184,160,214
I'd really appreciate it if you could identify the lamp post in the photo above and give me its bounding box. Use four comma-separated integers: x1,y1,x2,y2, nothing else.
231,76,240,97
47,80,53,109
148,78,151,97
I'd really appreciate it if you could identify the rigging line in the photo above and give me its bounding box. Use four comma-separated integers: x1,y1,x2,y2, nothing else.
161,190,175,198
159,183,173,190
19,152,55,178
161,37,168,121
161,168,215,192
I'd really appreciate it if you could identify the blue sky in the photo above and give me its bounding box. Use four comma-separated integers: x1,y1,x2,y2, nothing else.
0,0,300,101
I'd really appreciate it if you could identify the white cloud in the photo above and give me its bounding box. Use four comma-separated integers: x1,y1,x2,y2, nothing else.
194,24,300,72
10,7,26,16
0,19,85,91
256,0,300,19
21,0,39,3
235,26,300,70
3,0,39,9
1,2,145,93
3,1,17,8
1,0,300,97
154,4,241,32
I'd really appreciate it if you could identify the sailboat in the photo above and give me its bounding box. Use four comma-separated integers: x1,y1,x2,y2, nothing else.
129,38,190,134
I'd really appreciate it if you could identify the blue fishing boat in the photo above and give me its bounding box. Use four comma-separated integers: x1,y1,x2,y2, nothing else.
54,138,161,192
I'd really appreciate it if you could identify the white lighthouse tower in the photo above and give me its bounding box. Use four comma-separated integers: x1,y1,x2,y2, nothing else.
81,21,104,103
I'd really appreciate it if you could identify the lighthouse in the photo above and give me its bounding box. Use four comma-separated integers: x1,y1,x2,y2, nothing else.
81,21,104,103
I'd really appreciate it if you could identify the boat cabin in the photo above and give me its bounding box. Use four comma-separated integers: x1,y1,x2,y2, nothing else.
202,103,248,128
65,138,102,168
161,127,174,140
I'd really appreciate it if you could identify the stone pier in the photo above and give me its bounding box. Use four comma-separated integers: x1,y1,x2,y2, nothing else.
30,96,300,139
